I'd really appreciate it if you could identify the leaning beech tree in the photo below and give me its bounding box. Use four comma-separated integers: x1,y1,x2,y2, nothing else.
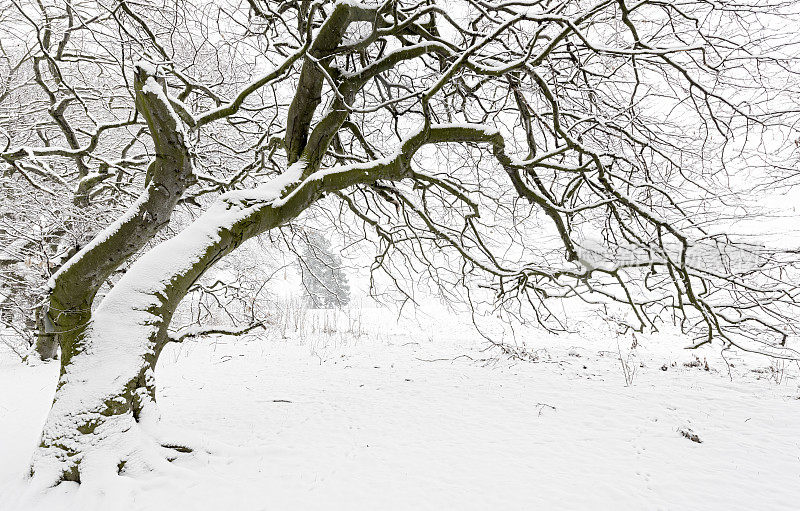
2,0,800,486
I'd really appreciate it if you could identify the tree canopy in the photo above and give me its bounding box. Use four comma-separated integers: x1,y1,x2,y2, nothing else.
0,0,799,486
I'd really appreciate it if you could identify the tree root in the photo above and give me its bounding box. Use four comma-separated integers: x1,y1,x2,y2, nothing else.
29,410,217,488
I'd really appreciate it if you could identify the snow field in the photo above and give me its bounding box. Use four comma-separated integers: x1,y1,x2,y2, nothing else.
1,308,799,510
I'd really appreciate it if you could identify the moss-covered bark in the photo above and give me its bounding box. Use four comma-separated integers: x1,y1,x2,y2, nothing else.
30,122,508,484
34,65,193,362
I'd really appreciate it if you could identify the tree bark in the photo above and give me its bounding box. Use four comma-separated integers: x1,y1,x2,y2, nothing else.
33,65,193,361
29,116,520,485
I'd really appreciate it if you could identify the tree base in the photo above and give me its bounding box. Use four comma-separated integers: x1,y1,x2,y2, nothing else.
29,406,217,488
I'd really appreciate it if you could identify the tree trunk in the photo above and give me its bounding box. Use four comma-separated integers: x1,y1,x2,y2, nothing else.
32,65,193,361
29,124,505,485
30,196,267,484
33,305,59,360
29,159,383,483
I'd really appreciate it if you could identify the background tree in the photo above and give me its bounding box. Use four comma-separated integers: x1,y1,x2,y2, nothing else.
298,230,351,308
0,0,798,487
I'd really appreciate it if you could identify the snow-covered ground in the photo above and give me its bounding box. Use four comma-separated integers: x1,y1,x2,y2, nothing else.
1,306,800,510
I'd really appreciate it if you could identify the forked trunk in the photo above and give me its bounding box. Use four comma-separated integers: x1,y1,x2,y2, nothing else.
30,123,495,485
30,185,290,484
32,65,193,362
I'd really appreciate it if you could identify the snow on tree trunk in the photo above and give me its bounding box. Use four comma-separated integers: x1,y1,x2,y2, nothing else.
29,192,257,484
30,155,344,484
28,124,554,485
33,65,193,361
